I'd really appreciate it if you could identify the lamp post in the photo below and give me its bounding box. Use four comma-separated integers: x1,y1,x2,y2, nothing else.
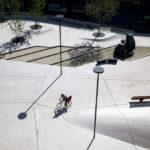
93,66,104,138
56,14,64,75
93,58,117,138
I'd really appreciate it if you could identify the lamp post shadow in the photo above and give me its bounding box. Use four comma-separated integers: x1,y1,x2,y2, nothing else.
87,137,95,150
18,15,65,120
18,74,61,120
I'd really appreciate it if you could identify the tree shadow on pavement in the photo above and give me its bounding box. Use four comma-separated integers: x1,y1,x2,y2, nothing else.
82,34,118,42
0,30,32,54
68,33,103,66
68,46,103,66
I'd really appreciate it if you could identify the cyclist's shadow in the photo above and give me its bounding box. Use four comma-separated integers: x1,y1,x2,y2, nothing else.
53,107,67,118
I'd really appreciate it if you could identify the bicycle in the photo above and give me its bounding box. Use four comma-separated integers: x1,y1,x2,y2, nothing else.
56,95,72,112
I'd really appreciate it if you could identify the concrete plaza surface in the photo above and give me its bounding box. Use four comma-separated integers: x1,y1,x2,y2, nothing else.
0,20,150,54
0,56,150,150
0,20,150,150
0,20,120,53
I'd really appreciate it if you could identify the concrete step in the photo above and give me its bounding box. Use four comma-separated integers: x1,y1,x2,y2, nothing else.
4,46,71,62
12,47,60,62
4,46,48,59
29,47,72,64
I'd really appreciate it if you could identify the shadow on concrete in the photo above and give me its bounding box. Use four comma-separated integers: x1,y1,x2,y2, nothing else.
82,35,118,42
76,31,99,48
53,107,67,118
87,137,95,150
93,32,105,38
30,24,42,30
18,74,61,120
0,30,32,54
0,23,8,29
18,112,27,119
130,102,150,108
68,34,103,66
69,46,102,66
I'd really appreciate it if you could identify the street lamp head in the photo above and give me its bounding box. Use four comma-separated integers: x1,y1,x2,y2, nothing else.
56,14,64,19
93,66,104,74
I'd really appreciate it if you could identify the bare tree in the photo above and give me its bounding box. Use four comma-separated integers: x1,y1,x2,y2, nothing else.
7,0,25,43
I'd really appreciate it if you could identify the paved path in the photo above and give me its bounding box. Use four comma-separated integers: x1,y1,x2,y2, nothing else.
0,20,121,54
0,55,150,150
0,20,150,150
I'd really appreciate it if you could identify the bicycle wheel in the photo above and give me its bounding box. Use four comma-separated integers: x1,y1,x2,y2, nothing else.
59,97,63,102
66,101,72,109
56,102,63,109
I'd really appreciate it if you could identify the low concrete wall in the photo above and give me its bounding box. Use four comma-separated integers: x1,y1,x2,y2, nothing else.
3,12,134,34
111,27,134,34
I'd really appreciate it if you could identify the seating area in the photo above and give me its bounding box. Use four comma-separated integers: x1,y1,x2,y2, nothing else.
132,96,150,102
114,33,135,59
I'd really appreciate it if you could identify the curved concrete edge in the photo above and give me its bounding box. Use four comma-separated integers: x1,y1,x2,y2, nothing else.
64,106,150,149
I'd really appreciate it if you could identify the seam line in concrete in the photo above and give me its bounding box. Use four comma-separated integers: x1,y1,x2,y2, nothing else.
59,77,96,80
102,74,137,150
36,66,55,98
0,101,35,104
0,102,55,110
0,74,51,78
104,79,150,82
33,106,40,150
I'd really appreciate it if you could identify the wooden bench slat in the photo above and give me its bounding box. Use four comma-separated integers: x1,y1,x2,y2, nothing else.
132,96,150,100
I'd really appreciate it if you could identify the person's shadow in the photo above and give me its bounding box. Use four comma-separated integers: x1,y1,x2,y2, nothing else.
53,107,67,118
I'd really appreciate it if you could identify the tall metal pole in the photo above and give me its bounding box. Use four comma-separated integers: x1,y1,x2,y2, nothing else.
59,20,62,75
93,66,104,139
92,59,117,139
56,14,64,75
93,73,99,139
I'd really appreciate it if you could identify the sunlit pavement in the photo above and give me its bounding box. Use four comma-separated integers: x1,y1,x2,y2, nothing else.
0,20,150,150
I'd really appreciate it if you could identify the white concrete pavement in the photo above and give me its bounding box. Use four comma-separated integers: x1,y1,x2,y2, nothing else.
0,20,150,54
0,55,150,150
0,20,120,53
0,20,150,150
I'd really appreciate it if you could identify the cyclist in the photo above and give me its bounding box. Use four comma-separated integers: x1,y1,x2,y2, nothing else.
66,96,72,106
60,94,72,106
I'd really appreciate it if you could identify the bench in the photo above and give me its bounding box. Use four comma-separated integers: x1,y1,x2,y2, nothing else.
131,96,150,102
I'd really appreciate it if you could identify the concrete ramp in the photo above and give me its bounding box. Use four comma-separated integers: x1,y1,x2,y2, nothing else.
64,106,150,149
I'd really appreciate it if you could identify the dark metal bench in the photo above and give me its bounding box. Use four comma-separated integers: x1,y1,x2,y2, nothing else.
131,96,150,102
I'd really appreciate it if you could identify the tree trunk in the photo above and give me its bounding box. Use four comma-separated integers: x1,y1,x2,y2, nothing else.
97,20,101,37
35,16,38,29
